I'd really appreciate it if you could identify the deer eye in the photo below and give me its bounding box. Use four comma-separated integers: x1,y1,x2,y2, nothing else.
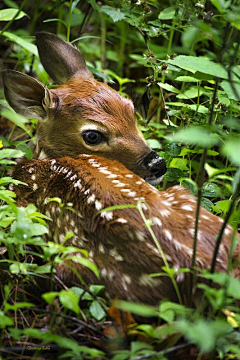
82,130,105,145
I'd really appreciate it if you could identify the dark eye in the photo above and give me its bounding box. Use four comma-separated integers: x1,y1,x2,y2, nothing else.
82,130,104,145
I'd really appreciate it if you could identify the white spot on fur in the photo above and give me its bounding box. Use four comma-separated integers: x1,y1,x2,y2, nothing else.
84,189,90,195
99,244,105,253
125,174,133,178
70,175,77,181
164,229,172,241
128,191,137,197
181,205,193,211
101,211,113,221
136,181,143,185
115,182,127,188
117,218,128,224
28,167,34,173
106,174,118,178
31,174,36,180
74,180,82,189
87,194,96,204
70,219,75,227
33,183,38,191
161,209,171,217
152,217,162,227
95,201,102,210
135,230,145,242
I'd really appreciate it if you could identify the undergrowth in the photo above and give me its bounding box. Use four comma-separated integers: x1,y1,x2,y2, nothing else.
0,0,240,359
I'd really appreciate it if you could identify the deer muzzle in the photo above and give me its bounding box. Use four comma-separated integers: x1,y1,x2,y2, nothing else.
143,151,167,185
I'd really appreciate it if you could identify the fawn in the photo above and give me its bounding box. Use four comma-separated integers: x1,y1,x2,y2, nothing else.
2,33,240,306
2,32,166,186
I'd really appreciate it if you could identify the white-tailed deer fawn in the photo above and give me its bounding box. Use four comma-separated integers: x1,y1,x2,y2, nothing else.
2,33,240,306
2,32,166,185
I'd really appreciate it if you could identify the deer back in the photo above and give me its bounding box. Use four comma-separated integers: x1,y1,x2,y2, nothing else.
13,155,240,306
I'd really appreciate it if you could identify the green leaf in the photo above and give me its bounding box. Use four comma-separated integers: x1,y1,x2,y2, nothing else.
89,300,106,320
0,311,14,328
222,139,240,166
146,139,162,150
176,319,231,353
158,7,176,20
0,8,27,21
114,300,158,317
170,158,188,171
59,289,80,314
3,31,38,56
221,80,240,101
176,86,204,99
176,76,200,82
171,127,219,147
165,142,181,156
67,255,99,279
202,182,222,198
201,273,240,299
0,148,24,160
101,6,125,22
211,0,231,13
158,82,180,93
159,301,188,323
168,56,229,79
42,292,59,305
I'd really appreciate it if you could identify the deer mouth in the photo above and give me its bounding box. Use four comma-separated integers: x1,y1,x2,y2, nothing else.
144,174,165,186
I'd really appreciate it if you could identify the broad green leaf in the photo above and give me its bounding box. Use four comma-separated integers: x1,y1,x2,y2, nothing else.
170,158,188,171
0,311,14,328
177,319,231,353
202,183,222,198
59,289,80,314
175,76,200,82
114,300,158,317
202,273,240,299
165,142,181,156
89,300,106,320
211,0,231,13
176,86,204,99
159,302,188,323
101,5,125,22
5,302,34,312
3,31,38,56
0,148,24,160
42,292,59,305
168,56,229,79
222,140,240,166
146,139,162,150
158,82,180,93
0,8,27,21
158,7,176,20
171,127,219,147
214,200,231,213
221,80,240,101
68,255,99,279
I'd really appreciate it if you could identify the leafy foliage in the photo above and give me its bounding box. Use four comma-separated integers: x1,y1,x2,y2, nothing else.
0,0,240,359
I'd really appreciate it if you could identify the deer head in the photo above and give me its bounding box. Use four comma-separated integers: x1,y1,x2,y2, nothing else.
13,154,240,306
2,32,166,185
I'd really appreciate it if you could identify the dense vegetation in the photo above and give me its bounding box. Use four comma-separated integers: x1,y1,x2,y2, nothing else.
0,0,240,359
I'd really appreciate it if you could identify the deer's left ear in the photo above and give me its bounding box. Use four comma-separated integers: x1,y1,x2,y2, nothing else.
36,32,93,84
2,70,53,120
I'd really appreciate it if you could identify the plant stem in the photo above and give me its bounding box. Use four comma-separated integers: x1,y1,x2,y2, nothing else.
67,0,73,41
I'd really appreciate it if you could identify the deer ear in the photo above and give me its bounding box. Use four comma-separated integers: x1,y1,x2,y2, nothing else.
35,32,93,84
2,70,52,119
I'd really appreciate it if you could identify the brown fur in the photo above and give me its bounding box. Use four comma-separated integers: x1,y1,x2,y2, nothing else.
13,154,240,306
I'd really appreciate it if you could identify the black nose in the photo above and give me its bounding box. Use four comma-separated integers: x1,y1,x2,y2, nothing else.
143,151,167,178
